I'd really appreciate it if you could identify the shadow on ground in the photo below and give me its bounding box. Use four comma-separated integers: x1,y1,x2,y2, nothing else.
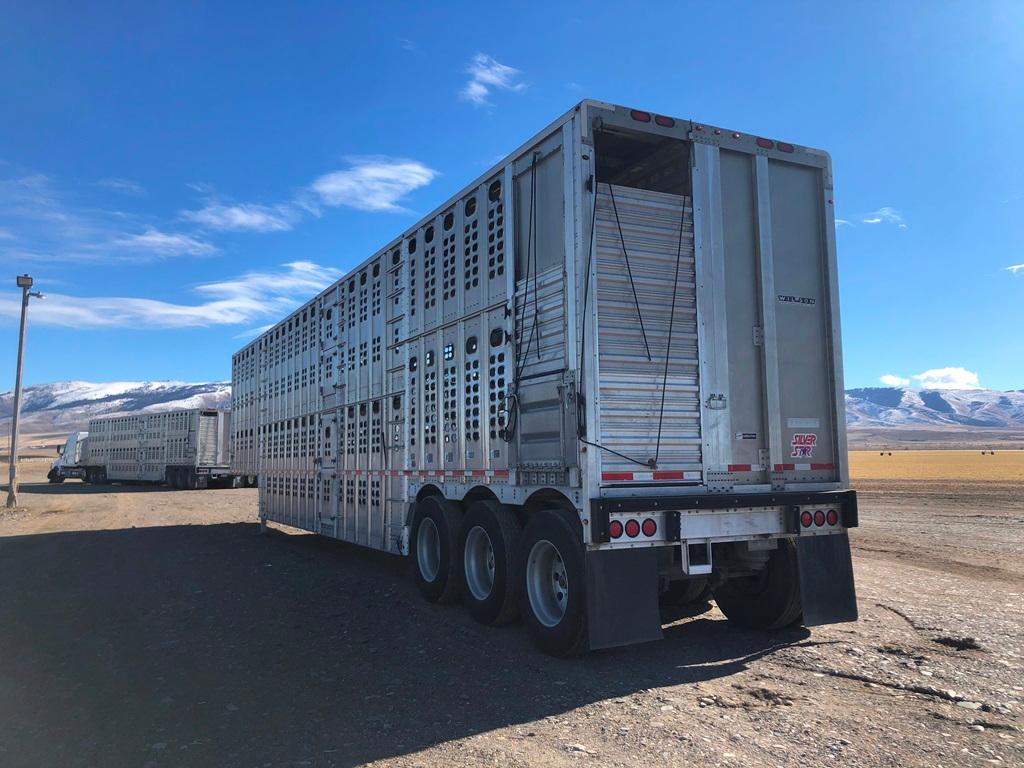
11,481,245,496
0,523,811,767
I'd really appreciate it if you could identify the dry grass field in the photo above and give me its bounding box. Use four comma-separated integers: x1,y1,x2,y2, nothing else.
850,448,1024,482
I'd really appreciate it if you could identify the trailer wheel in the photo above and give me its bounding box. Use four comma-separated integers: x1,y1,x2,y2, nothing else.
411,495,462,603
518,510,587,656
713,540,803,630
185,470,199,490
459,501,521,626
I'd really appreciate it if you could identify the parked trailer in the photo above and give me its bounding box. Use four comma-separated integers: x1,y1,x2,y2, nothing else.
71,409,233,489
232,100,858,655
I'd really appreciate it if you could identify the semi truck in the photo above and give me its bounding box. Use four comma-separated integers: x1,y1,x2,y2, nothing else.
49,408,233,489
232,99,858,655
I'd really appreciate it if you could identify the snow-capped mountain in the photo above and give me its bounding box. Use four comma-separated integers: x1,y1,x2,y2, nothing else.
0,380,231,433
845,387,1024,428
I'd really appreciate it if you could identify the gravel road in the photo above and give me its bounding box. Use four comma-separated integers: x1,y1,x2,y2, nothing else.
0,457,1020,767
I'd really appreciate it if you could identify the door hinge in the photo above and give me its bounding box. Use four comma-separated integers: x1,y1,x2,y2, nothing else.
752,326,763,346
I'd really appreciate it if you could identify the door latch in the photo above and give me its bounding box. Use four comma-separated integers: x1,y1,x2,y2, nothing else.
705,394,727,410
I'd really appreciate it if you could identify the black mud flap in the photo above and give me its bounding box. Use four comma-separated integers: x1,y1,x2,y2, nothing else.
796,532,858,626
585,547,663,650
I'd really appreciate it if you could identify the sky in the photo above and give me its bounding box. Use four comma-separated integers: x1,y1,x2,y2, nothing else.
0,1,1021,392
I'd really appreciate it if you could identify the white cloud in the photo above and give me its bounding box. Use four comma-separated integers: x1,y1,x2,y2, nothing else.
98,177,144,196
1006,263,1024,274
913,367,980,390
0,261,342,330
111,228,217,257
311,157,438,213
880,374,910,387
460,53,525,106
835,218,852,227
861,206,907,228
182,202,297,233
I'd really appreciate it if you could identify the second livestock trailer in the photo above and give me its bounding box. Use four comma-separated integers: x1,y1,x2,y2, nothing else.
232,100,858,654
81,408,233,489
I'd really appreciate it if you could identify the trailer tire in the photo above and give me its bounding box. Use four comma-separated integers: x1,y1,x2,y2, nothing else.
185,470,199,490
713,540,803,630
517,510,587,657
459,500,521,626
411,495,462,604
661,577,712,606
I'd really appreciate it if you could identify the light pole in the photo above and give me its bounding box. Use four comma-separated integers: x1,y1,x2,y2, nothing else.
6,274,44,509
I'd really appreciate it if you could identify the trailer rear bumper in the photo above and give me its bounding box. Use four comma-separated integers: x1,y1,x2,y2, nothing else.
588,490,858,545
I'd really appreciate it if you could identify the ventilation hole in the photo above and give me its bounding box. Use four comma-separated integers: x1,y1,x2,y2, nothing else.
465,336,478,354
409,357,418,372
489,328,504,347
425,225,435,243
464,197,477,217
488,180,501,202
408,237,417,254
372,262,380,277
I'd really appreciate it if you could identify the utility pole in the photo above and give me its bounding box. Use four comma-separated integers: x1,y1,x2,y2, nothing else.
6,274,44,509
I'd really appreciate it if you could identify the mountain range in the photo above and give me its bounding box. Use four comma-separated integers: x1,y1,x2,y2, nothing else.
0,381,1021,435
0,380,231,434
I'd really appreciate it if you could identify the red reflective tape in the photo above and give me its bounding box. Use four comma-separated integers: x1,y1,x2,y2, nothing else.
602,472,633,481
728,464,752,472
470,469,487,476
774,463,795,471
492,470,510,478
652,471,685,480
810,463,834,470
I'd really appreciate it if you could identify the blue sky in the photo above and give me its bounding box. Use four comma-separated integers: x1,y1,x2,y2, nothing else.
1,1,1021,391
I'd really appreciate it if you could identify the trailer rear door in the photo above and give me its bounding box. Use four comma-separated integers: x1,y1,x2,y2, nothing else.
692,138,844,488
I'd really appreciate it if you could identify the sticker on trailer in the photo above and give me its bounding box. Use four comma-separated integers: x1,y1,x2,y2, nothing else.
734,432,757,440
787,417,820,429
777,294,816,306
790,433,817,458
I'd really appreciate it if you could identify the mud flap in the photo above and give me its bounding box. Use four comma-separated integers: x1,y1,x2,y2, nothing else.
585,547,663,650
796,532,858,626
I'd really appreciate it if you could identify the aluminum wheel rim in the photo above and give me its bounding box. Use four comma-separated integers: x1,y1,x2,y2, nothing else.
526,539,568,628
464,525,496,601
417,517,441,582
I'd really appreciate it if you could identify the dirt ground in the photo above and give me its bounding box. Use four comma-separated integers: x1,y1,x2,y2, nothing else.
0,453,1021,768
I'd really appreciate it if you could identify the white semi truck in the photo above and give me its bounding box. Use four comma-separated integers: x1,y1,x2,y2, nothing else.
232,100,858,655
49,409,233,489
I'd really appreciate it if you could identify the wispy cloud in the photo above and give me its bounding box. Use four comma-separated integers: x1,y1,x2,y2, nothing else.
835,218,852,227
460,53,525,106
182,202,298,233
879,374,910,387
310,157,438,213
97,177,145,196
0,172,212,263
0,261,341,330
1006,263,1024,274
861,206,907,228
111,228,217,257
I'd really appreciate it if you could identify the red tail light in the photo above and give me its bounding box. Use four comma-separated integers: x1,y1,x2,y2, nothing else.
826,510,839,526
624,519,641,538
756,137,774,149
630,110,651,123
813,510,826,527
641,518,657,536
776,141,795,153
609,520,624,539
800,511,813,528
654,115,674,127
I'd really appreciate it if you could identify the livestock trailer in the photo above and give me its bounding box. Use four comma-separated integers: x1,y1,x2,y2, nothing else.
79,408,233,489
232,99,857,654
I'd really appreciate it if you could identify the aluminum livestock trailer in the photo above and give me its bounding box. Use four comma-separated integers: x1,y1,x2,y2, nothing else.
78,408,233,489
232,100,858,655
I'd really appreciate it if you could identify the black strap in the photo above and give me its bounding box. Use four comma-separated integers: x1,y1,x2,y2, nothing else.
607,183,652,362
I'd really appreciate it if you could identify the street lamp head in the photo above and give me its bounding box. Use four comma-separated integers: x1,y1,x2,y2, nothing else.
16,274,33,289
30,292,45,300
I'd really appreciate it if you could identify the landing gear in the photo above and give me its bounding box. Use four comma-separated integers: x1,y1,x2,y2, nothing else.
517,510,587,656
713,540,803,629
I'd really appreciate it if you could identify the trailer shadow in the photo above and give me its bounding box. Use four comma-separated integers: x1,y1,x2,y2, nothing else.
0,522,811,767
12,481,217,496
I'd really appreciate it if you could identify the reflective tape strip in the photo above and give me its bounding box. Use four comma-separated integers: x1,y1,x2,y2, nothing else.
602,470,701,482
